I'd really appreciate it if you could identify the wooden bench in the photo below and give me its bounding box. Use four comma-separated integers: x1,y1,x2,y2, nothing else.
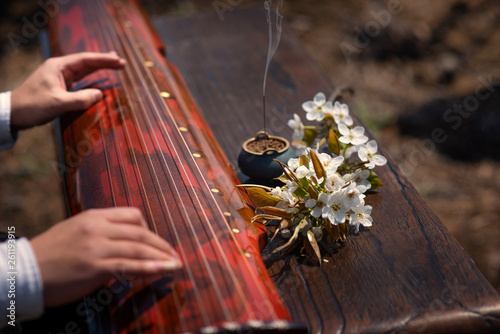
151,6,500,333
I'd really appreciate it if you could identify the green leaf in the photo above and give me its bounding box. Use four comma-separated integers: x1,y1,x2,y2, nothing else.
299,176,310,189
273,219,309,253
299,154,310,167
328,129,341,156
304,230,322,265
367,170,384,190
275,174,288,183
302,128,318,147
293,187,309,198
236,185,281,208
259,206,293,219
309,149,326,180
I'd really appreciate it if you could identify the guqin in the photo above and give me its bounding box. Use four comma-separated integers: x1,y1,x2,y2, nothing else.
48,0,307,333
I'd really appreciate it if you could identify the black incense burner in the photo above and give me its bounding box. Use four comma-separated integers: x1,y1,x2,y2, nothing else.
238,131,295,180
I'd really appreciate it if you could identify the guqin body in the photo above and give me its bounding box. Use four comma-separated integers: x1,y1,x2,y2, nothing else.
48,0,306,333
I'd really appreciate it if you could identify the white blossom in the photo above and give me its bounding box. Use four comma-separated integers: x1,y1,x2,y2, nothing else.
295,165,310,179
271,186,283,198
317,152,344,176
338,124,368,145
305,192,330,218
343,183,365,208
331,101,353,126
287,113,305,141
287,157,300,172
350,205,373,233
352,169,371,191
302,92,333,122
324,172,345,193
321,192,348,225
358,140,387,169
285,180,298,191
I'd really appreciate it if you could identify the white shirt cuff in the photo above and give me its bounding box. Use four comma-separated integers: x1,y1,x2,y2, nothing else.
0,91,18,151
0,237,44,326
16,238,44,320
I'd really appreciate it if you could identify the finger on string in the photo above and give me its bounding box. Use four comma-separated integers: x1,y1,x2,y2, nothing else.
103,222,179,256
100,239,179,262
60,52,126,83
93,207,147,226
100,258,183,277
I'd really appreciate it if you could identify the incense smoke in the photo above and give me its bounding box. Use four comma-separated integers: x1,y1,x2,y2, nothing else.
262,0,284,97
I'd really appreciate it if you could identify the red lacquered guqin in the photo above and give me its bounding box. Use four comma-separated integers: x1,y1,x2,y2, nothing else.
48,0,306,333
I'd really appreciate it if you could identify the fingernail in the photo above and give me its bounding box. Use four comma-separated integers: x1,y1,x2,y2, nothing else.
93,90,103,102
163,260,182,271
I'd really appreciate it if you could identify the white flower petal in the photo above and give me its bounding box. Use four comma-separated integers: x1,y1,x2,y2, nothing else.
331,156,344,167
318,192,331,205
338,123,350,136
351,135,369,146
305,111,318,121
344,114,354,126
356,184,368,193
288,158,299,170
323,101,334,112
339,136,350,144
292,130,304,141
302,101,315,112
366,140,378,154
296,165,309,178
372,154,387,166
352,126,365,136
305,198,316,208
311,206,322,218
358,147,368,161
314,92,326,105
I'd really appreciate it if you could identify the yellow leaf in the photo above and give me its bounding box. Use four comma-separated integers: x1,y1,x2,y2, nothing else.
236,185,281,208
273,220,309,253
271,219,290,242
259,206,294,218
339,222,349,242
305,230,322,265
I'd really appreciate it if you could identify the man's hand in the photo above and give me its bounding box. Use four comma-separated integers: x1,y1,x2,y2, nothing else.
10,52,126,131
30,207,182,308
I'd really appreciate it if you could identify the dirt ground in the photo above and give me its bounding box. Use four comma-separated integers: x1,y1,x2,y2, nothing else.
0,0,499,292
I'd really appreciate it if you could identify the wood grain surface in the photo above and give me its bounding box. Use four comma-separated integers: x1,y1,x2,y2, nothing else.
153,6,500,333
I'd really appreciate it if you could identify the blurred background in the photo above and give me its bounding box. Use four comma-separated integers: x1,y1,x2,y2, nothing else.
0,0,499,292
